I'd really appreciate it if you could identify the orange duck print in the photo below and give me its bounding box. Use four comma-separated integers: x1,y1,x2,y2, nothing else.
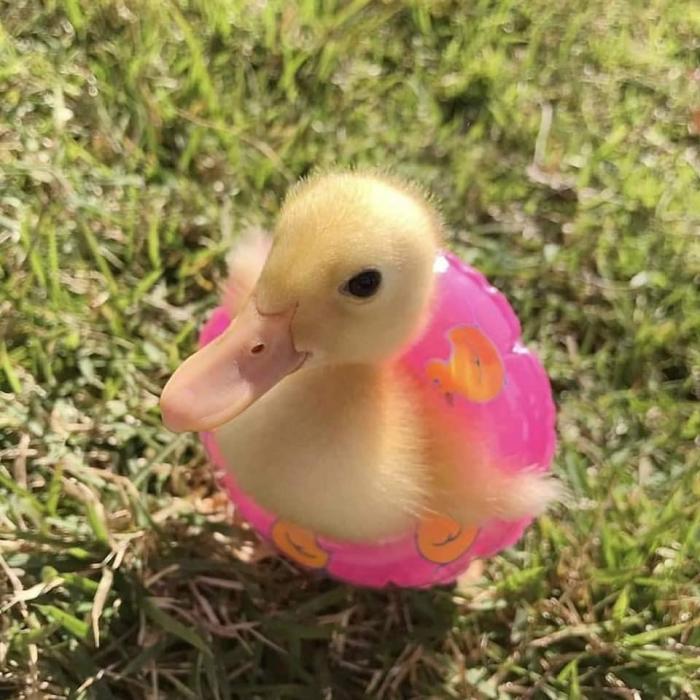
427,326,505,403
416,514,478,565
271,520,330,570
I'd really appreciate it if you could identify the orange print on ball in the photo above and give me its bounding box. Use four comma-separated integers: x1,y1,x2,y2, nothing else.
427,326,504,403
271,520,330,569
416,514,478,564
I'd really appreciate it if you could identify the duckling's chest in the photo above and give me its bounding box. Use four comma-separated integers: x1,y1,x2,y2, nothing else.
214,366,428,541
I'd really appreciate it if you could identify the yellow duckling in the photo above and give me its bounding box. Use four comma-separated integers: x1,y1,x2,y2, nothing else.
160,172,561,543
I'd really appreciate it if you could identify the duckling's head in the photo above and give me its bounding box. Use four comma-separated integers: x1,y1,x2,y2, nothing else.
260,172,442,364
161,172,443,432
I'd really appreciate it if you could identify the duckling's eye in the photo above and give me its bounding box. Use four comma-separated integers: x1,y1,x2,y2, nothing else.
343,269,382,299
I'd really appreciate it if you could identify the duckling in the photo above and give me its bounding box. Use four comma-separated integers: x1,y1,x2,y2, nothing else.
160,172,561,543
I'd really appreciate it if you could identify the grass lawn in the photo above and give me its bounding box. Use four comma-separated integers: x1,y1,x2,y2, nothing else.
1,0,699,697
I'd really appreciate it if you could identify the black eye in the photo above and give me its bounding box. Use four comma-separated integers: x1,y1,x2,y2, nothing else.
343,269,382,299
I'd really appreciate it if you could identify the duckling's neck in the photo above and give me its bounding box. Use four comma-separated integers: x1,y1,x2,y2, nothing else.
301,361,383,387
287,362,385,414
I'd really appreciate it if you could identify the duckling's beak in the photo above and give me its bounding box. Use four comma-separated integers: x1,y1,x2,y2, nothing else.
160,299,306,433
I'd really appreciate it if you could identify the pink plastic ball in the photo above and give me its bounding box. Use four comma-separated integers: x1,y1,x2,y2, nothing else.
199,251,556,588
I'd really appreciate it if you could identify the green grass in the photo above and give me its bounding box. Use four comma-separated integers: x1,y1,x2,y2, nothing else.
1,0,699,697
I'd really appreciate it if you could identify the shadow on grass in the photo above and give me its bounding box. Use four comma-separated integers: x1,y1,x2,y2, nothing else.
7,516,470,699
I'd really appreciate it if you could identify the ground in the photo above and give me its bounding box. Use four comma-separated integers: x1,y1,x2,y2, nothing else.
1,1,699,698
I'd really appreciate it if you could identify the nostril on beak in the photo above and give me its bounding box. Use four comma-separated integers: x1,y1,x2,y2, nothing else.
250,343,265,355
